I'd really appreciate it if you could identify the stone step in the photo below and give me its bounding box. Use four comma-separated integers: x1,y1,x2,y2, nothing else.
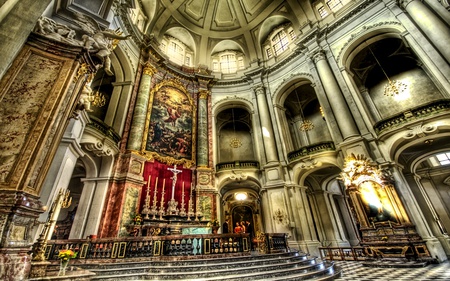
72,250,341,281
90,256,319,278
82,251,309,271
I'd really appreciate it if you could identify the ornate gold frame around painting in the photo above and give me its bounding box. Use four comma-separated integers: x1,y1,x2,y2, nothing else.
141,78,196,167
340,154,410,228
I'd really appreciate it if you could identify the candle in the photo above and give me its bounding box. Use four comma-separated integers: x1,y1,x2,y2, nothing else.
154,177,158,190
162,179,165,193
147,175,151,188
182,181,185,194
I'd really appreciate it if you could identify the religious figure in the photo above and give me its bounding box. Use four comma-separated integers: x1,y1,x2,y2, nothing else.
73,12,131,75
34,16,80,45
164,105,182,127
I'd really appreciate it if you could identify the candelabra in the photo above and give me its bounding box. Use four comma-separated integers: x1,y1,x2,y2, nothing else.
187,184,195,221
179,182,187,217
31,189,72,262
141,176,151,219
151,177,159,220
159,179,166,220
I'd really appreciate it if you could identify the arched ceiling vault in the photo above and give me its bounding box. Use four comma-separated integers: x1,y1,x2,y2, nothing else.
140,0,309,64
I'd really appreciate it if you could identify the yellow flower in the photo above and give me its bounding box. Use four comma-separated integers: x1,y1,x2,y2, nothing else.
58,249,77,260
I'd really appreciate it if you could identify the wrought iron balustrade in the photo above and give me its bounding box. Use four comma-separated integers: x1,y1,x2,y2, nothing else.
216,161,260,172
87,116,121,144
43,233,257,261
287,142,335,162
374,99,450,134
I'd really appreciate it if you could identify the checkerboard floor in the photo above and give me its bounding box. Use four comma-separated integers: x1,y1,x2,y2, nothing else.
334,261,450,281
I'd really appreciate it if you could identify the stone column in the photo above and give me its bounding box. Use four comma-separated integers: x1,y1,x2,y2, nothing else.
391,165,447,261
312,51,359,140
293,186,320,255
254,85,278,163
80,178,111,238
197,90,210,167
127,63,156,151
398,0,450,63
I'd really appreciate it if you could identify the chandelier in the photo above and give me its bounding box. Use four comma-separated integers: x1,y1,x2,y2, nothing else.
294,88,314,132
229,107,242,148
366,42,407,97
89,71,107,107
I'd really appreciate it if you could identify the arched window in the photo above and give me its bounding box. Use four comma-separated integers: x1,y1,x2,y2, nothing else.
314,0,351,19
429,152,450,166
211,51,245,74
263,24,297,59
160,36,194,67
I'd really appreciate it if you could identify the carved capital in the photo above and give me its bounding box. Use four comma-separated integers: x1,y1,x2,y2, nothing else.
143,63,157,76
311,50,326,64
199,90,210,99
253,85,265,96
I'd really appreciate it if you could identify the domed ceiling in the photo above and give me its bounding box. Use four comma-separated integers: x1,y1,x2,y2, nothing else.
140,0,310,62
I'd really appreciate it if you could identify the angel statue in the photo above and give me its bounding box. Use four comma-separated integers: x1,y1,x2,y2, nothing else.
73,12,131,75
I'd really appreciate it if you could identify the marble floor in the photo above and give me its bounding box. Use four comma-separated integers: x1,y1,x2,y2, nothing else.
334,261,450,281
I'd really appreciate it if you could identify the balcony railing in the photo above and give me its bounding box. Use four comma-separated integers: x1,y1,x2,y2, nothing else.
318,246,367,261
43,233,289,261
87,116,121,144
287,142,335,162
374,99,450,134
216,160,259,172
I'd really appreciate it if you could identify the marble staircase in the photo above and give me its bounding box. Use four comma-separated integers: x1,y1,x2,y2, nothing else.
75,251,341,280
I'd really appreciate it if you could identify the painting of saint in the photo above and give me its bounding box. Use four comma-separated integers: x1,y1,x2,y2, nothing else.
145,86,193,161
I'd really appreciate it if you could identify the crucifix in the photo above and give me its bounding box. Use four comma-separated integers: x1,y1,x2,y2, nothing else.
168,164,182,200
166,164,182,215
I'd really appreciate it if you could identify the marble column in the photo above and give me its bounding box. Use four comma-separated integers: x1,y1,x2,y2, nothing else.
312,51,359,140
398,0,450,63
197,90,209,167
254,85,278,163
127,63,156,151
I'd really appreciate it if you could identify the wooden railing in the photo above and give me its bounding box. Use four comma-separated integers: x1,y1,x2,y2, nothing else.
43,233,289,261
318,246,367,261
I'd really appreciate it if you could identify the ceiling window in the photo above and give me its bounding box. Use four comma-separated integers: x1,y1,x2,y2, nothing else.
315,0,350,18
168,41,184,66
263,24,296,59
428,152,450,166
272,30,289,56
160,36,194,67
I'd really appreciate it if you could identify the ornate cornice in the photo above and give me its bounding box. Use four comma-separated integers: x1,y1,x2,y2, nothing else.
336,21,402,62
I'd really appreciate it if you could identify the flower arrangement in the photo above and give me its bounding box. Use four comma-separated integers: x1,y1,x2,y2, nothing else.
58,249,77,261
133,214,142,225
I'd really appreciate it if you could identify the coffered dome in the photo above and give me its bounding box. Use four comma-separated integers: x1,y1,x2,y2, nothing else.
137,0,313,66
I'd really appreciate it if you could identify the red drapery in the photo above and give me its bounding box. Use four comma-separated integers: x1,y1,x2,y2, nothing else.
140,160,193,213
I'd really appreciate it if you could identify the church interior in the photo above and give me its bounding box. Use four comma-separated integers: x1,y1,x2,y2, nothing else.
0,0,449,280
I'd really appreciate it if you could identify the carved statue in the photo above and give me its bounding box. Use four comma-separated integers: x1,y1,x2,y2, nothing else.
73,12,131,75
34,16,81,46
